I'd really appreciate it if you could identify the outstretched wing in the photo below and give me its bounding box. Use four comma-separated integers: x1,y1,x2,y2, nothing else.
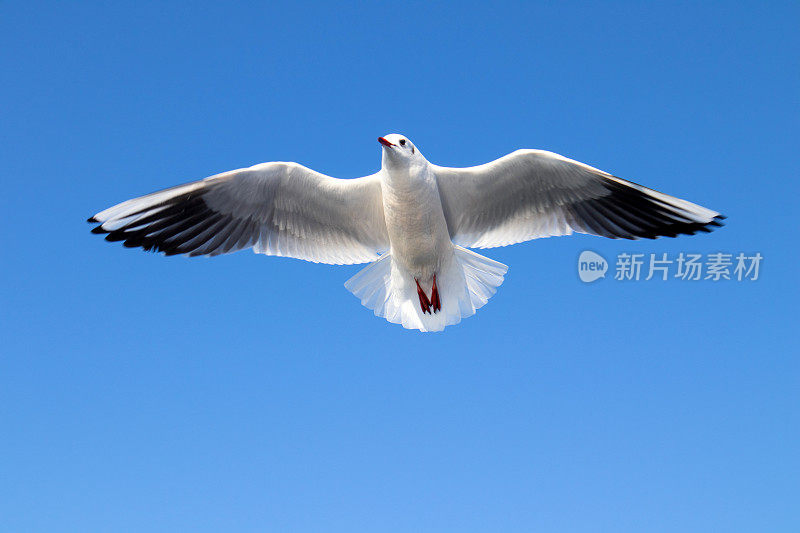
89,162,389,264
434,150,724,248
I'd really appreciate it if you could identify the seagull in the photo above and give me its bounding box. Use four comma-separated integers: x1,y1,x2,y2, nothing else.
88,134,724,331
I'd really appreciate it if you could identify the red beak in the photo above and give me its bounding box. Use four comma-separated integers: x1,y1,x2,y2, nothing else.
378,136,395,147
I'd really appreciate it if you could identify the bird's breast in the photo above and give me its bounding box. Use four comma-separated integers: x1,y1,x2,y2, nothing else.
380,167,452,278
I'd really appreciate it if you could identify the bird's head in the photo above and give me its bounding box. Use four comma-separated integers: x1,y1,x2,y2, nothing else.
378,134,422,168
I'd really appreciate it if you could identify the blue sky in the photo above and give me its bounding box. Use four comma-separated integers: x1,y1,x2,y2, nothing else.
1,1,798,531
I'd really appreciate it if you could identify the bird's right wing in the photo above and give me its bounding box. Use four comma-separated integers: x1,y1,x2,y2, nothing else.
89,162,389,264
434,150,724,248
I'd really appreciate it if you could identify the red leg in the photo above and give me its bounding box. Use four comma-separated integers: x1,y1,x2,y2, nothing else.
415,278,431,314
430,274,441,313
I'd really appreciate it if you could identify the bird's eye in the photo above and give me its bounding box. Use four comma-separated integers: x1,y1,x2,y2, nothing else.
399,139,406,146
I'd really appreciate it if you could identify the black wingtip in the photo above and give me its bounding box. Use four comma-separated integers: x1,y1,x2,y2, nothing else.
709,214,726,228
91,225,107,234
87,216,98,223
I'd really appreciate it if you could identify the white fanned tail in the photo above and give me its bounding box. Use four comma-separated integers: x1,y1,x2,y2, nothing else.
344,245,508,332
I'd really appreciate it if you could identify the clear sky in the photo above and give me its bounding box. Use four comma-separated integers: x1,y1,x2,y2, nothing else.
1,1,798,531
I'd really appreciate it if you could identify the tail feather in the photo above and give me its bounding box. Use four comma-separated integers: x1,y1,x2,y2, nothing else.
459,246,507,308
344,252,392,313
344,245,507,332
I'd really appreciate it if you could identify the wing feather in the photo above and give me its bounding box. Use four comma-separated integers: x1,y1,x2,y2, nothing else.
89,162,389,264
434,150,724,248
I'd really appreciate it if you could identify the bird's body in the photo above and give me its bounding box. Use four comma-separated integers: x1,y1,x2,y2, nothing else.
380,146,449,284
89,134,724,332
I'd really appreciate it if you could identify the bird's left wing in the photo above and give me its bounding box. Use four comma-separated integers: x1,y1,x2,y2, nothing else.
89,162,389,264
433,150,724,248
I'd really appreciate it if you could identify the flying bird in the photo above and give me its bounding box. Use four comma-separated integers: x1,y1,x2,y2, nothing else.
88,134,724,331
